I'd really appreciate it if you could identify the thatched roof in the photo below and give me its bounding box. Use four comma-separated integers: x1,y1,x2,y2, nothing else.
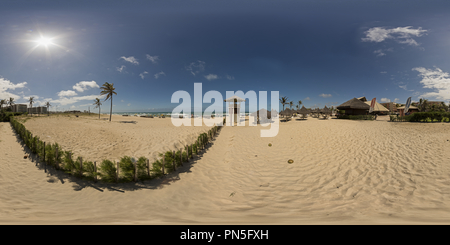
224,95,245,102
280,108,293,116
357,97,367,102
321,106,331,113
397,105,419,110
297,106,309,115
364,101,389,112
337,98,371,110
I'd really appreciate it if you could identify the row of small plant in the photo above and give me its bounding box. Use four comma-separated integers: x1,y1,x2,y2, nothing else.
0,111,27,122
389,112,450,123
10,116,222,183
337,115,374,120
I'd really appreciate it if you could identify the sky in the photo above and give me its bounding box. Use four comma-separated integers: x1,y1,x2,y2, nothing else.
1,0,450,113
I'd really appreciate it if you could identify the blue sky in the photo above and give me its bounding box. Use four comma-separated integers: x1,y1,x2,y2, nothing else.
1,0,450,113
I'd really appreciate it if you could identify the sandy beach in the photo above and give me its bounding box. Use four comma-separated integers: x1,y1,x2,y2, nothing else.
1,114,450,224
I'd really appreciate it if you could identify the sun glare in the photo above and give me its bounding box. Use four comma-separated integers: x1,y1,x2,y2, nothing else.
36,37,54,47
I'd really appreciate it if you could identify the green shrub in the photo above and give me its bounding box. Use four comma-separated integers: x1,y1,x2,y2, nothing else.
408,112,450,122
62,151,76,172
83,161,98,180
136,156,150,180
337,115,374,120
99,159,117,182
119,156,135,181
151,159,163,176
1,112,26,122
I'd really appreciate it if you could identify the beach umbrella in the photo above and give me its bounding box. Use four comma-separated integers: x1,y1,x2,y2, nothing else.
296,106,309,119
321,106,331,114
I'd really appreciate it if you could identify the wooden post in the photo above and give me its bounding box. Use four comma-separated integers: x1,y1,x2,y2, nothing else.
116,161,119,182
79,157,83,177
186,145,189,162
191,144,194,159
180,148,183,166
94,161,97,182
134,159,137,182
55,146,59,170
173,150,176,171
43,142,46,162
162,155,165,175
146,159,150,178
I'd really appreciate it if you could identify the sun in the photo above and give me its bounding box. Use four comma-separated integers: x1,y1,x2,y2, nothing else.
36,37,54,47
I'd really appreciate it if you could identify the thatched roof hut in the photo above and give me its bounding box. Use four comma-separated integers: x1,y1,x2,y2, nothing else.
297,106,309,115
321,106,331,114
337,98,370,115
364,101,389,113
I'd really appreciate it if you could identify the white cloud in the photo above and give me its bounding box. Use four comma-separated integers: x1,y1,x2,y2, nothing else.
412,67,450,100
73,81,99,92
380,71,387,74
185,60,205,76
394,98,400,102
57,90,78,97
127,103,131,107
51,94,105,106
154,71,166,79
146,54,159,64
139,71,148,79
204,74,218,81
120,56,139,65
380,98,390,102
0,77,27,100
362,26,427,46
305,97,310,100
226,75,235,80
399,85,408,90
319,93,332,98
116,65,126,73
374,49,386,57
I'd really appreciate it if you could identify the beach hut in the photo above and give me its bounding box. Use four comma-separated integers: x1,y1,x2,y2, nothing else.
224,95,245,124
337,98,370,115
280,108,293,121
356,97,390,115
320,106,331,118
397,105,419,116
296,106,309,119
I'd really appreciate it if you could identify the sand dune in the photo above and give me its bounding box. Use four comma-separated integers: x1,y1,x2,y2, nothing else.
1,115,450,224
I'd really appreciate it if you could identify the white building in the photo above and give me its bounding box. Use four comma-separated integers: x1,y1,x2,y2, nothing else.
28,106,47,114
12,104,28,113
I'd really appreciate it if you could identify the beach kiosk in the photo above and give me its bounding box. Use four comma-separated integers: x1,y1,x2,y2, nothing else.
224,95,245,125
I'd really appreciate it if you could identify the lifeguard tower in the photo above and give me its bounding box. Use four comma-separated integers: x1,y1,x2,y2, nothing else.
224,95,245,126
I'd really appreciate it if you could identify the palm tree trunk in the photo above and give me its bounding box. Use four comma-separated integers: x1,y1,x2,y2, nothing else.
109,96,112,121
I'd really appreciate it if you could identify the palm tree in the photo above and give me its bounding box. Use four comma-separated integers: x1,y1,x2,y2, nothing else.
289,101,293,109
100,82,117,122
93,98,102,119
418,98,428,112
45,102,51,116
279,96,289,111
28,97,34,116
440,102,448,112
0,99,5,112
298,100,302,108
8,97,14,111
